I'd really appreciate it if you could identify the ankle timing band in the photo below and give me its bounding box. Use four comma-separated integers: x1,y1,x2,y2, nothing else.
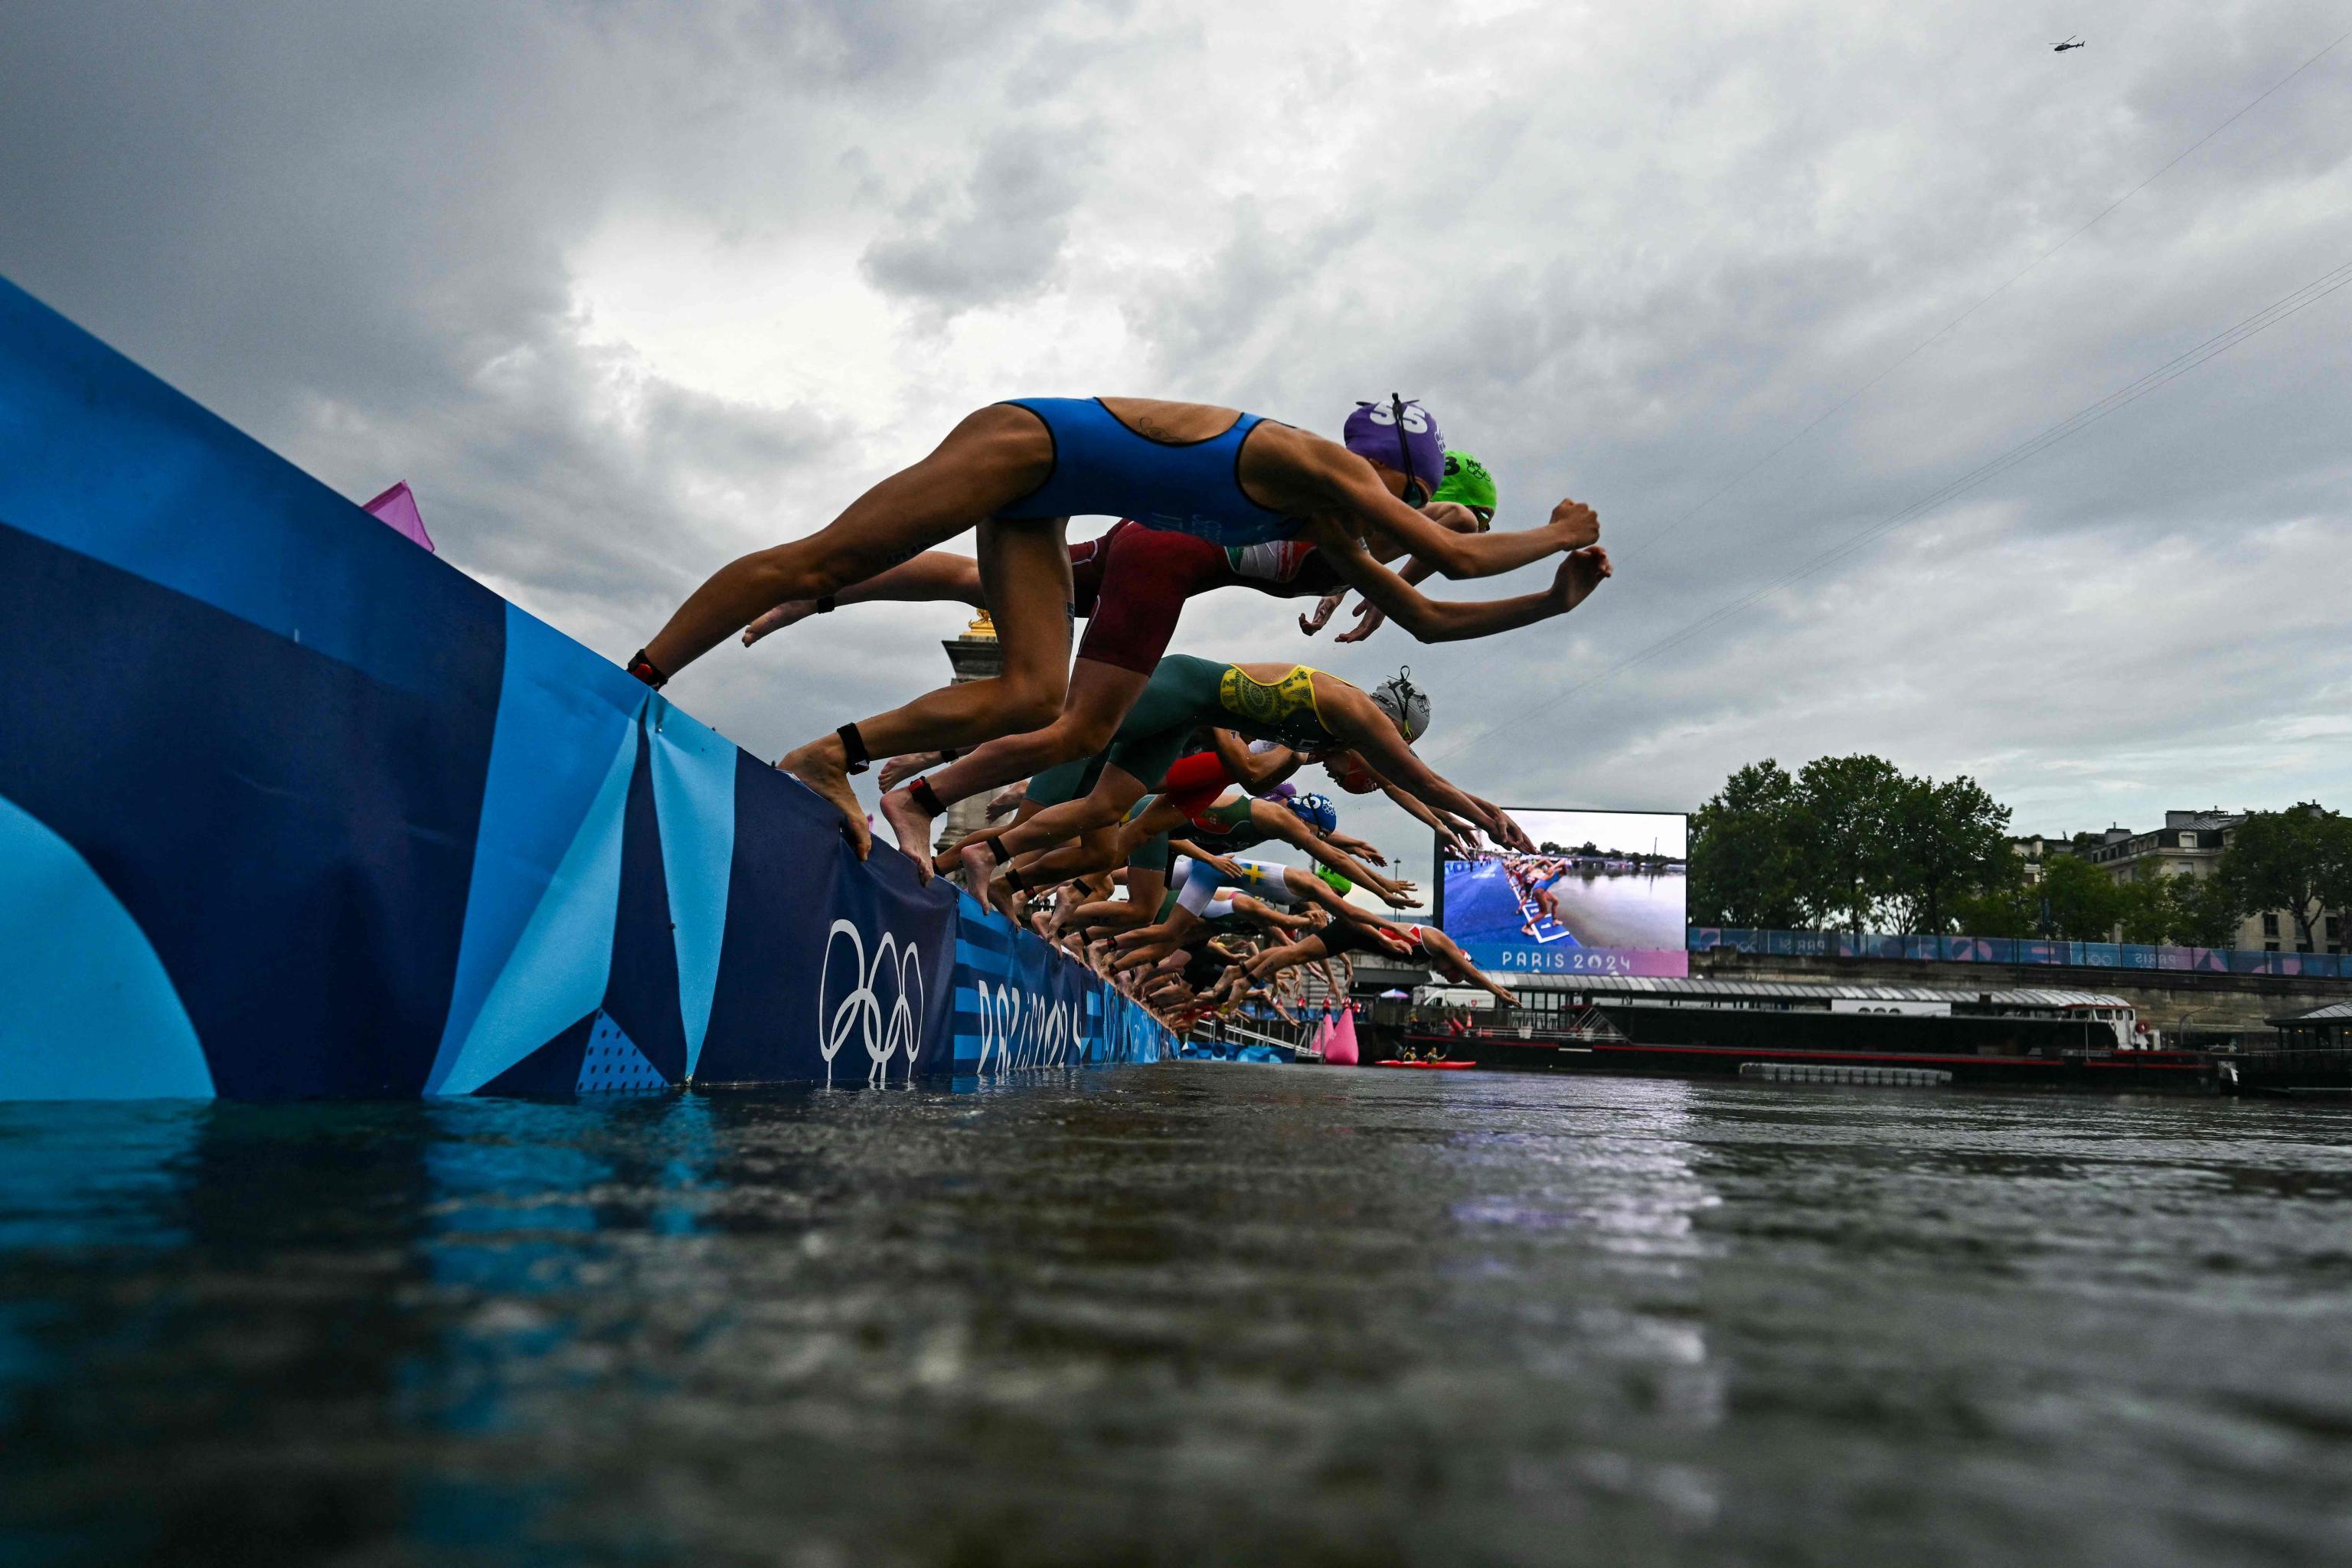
625,648,668,690
836,723,872,774
909,777,946,816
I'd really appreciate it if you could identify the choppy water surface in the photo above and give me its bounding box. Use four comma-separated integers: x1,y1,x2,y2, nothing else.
4,1067,2350,1566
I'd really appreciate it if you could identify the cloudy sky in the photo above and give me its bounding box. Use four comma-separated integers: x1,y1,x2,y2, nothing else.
5,0,2347,897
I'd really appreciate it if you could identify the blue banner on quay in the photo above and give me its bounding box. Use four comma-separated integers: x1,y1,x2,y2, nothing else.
1687,927,2349,980
0,275,1171,1101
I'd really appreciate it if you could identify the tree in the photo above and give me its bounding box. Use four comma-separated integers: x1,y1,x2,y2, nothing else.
2039,854,2125,941
2217,806,2352,949
2115,874,2178,945
2169,871,2243,949
1885,774,2014,934
1952,876,2036,938
1791,754,1908,933
1689,760,1805,928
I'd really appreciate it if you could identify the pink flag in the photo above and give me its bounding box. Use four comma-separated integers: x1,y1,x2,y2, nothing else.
362,482,435,553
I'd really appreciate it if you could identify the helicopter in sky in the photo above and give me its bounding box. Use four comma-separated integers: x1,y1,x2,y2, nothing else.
2053,35,2086,51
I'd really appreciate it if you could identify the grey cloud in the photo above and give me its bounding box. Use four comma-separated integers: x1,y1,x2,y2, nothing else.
860,124,1096,314
5,0,2348,853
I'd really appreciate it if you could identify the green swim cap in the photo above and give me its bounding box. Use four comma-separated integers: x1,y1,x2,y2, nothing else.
1315,866,1354,897
1432,450,1496,521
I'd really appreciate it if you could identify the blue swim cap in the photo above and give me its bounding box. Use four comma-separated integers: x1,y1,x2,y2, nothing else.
1285,792,1338,835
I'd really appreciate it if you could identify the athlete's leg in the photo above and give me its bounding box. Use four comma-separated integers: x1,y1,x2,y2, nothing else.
983,819,1134,910
878,525,1220,831
741,550,985,645
641,403,1047,678
940,763,1146,890
796,517,1075,861
880,658,1148,851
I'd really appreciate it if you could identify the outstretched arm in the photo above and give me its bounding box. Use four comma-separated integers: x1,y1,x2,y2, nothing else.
1312,468,1599,581
1309,529,1612,642
1210,729,1302,793
1367,777,1478,861
1257,807,1415,906
1318,682,1532,851
1425,928,1517,1006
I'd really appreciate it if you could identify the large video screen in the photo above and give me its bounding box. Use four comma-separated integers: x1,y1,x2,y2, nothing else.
1436,808,1689,977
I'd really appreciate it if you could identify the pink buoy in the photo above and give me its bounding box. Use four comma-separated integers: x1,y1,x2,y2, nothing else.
362,481,436,553
1324,1005,1360,1067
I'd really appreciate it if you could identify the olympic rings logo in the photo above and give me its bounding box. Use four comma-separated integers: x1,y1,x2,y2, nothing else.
818,918,926,1085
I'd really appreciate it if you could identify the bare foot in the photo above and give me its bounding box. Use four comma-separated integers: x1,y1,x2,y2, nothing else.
742,602,816,646
958,841,1002,910
877,753,940,791
778,737,871,859
877,788,937,883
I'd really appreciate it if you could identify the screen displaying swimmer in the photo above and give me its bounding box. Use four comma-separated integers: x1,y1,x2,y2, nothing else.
1435,808,1690,978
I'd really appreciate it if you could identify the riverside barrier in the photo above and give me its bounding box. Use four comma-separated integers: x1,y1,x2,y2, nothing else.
0,276,1171,1101
1690,927,2351,979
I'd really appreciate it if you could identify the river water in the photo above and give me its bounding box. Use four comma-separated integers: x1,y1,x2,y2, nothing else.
3,1065,2349,1566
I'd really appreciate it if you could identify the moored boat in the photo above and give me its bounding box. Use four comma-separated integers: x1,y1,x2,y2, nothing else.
1410,975,2214,1092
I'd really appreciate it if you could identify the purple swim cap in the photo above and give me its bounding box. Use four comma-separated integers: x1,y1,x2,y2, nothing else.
1343,395,1446,498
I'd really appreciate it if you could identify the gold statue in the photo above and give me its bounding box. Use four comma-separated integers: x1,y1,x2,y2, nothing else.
965,609,998,639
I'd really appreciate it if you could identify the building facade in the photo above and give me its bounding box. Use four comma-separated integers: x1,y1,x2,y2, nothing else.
2082,808,2341,954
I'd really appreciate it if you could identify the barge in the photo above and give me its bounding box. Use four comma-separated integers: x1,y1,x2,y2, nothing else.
1410,975,2215,1092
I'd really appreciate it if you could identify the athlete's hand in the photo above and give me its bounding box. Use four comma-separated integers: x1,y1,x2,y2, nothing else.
741,601,815,646
1548,498,1600,550
1334,599,1390,644
1472,796,1534,853
879,752,943,790
1377,879,1420,909
1550,545,1612,611
1298,592,1348,636
1375,926,1417,956
1199,852,1246,882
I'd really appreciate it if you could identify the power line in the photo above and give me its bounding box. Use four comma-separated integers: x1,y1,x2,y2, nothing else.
1432,253,2352,765
1636,20,2352,560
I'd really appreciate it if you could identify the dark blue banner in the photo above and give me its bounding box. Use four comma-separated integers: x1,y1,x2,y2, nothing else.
0,275,1168,1100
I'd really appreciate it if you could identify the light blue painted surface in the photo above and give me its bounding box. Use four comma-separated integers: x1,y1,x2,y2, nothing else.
0,797,213,1101
645,696,737,1080
430,606,643,1089
433,724,637,1096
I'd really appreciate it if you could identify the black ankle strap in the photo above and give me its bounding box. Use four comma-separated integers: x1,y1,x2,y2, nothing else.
985,835,1011,864
1001,866,1027,894
815,595,837,613
910,777,946,817
837,723,871,774
625,648,668,690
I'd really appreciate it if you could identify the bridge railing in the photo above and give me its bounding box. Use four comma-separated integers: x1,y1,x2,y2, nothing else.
1687,928,2350,980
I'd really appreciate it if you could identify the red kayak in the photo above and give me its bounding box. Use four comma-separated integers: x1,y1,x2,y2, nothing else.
1374,1059,1477,1070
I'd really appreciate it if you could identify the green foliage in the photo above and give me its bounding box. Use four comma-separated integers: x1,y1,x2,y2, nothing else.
2218,805,2352,947
1790,755,1907,933
1689,760,1806,928
1885,775,2014,935
1951,878,2036,939
2168,871,2243,949
1693,755,2014,934
2115,875,2177,945
2037,853,2126,940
